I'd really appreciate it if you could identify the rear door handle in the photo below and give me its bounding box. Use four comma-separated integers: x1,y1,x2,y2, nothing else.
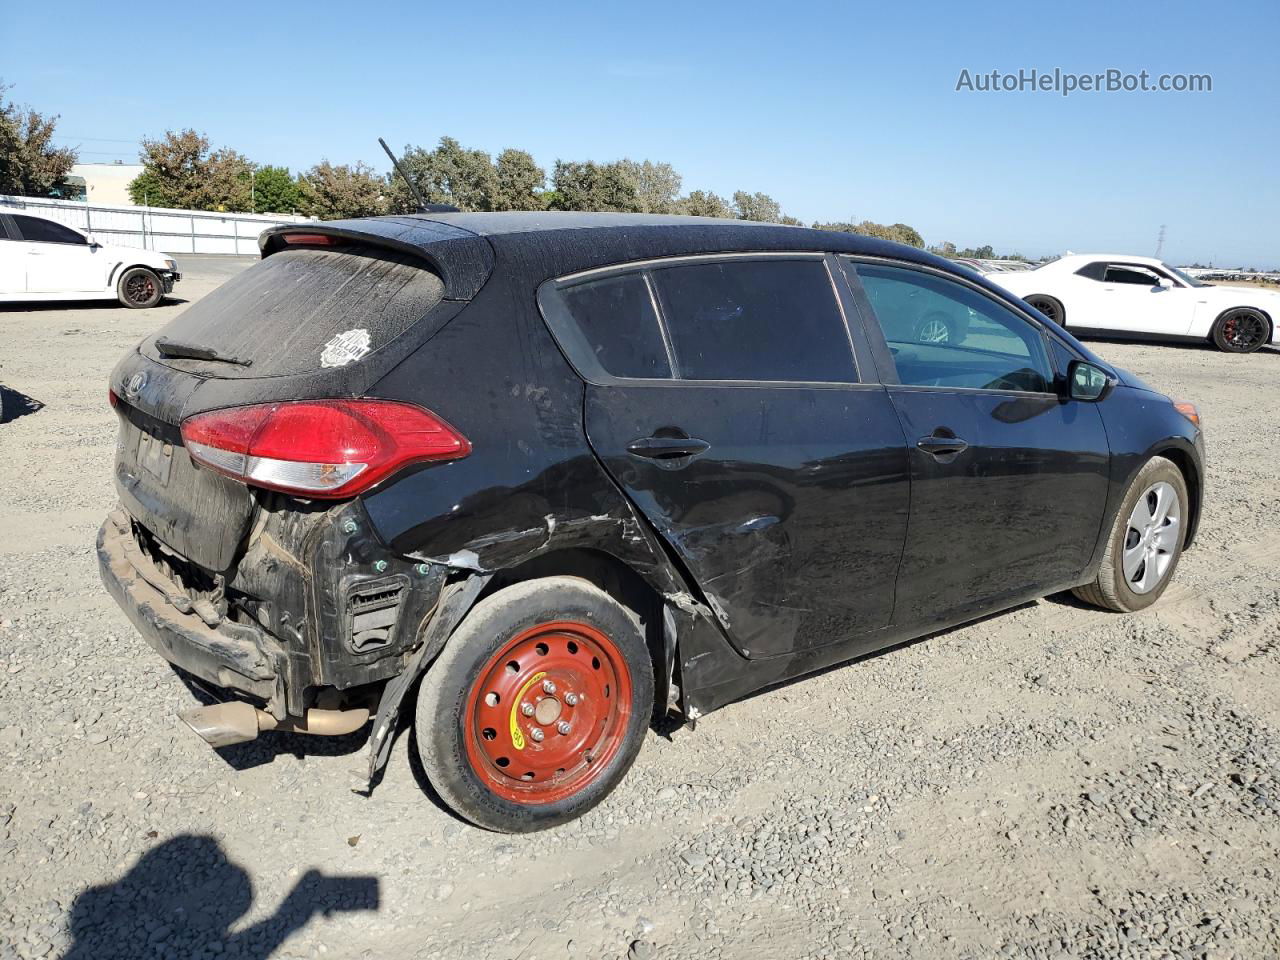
916,435,969,457
626,436,711,460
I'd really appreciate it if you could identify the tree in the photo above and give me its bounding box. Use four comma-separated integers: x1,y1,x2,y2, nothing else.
493,148,545,211
128,130,253,211
617,159,682,214
930,241,958,258
252,165,302,214
549,160,640,212
732,191,783,223
812,219,925,248
388,136,498,213
679,189,732,219
297,161,386,220
0,81,78,197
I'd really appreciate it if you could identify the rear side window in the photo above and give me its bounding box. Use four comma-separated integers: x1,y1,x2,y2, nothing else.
13,215,86,245
650,259,856,382
559,274,671,379
143,245,445,378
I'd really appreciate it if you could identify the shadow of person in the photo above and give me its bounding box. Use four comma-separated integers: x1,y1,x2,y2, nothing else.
0,384,44,425
62,834,378,960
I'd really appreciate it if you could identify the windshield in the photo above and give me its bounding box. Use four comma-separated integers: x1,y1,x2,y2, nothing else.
1164,264,1209,288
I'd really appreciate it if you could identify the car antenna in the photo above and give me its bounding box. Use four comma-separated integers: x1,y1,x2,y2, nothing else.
378,137,460,214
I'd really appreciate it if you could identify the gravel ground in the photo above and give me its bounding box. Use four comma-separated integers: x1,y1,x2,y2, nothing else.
1,259,1278,960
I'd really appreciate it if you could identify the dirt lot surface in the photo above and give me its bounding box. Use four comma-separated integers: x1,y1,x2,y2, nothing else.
1,258,1278,960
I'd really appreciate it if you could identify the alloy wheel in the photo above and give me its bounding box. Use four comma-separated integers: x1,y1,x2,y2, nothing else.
125,273,157,306
1220,310,1268,351
1122,481,1181,594
917,318,951,343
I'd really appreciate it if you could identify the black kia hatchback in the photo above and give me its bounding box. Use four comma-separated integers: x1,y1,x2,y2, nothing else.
100,213,1205,831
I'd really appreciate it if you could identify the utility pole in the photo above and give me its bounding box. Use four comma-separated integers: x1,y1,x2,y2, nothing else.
1154,224,1166,259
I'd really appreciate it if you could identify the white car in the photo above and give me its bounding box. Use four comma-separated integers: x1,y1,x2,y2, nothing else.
0,212,180,308
989,253,1279,353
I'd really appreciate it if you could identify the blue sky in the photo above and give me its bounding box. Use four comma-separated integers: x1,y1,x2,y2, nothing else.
8,0,1278,266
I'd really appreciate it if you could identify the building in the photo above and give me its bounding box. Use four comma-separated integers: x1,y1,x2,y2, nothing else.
61,162,145,206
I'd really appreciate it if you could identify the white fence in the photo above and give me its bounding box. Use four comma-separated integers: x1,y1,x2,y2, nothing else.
0,194,311,256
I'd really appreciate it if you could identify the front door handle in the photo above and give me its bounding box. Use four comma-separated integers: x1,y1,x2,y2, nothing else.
916,435,969,457
626,436,711,460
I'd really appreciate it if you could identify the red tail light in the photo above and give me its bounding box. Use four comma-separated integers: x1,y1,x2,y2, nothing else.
180,399,469,498
108,388,120,409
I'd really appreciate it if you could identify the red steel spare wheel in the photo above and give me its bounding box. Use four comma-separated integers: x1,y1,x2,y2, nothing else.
463,621,633,805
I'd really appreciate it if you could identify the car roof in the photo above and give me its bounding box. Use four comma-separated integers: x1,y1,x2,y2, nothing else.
1053,253,1166,268
396,211,965,281
263,211,1011,303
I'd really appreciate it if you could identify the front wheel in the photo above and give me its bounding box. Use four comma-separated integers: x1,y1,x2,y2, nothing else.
415,576,654,832
117,267,164,309
1073,456,1187,612
1211,308,1270,353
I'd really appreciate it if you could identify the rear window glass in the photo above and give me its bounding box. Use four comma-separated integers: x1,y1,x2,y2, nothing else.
559,273,671,379
650,259,856,382
143,245,445,378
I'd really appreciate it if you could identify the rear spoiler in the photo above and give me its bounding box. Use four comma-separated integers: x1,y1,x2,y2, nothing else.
259,217,495,301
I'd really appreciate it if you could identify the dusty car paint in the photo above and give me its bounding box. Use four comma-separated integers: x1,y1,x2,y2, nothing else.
99,212,1205,787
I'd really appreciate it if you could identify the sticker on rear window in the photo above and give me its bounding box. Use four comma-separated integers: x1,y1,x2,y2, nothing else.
320,328,372,368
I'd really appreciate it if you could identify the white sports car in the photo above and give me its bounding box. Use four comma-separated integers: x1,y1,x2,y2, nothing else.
0,212,180,308
989,254,1279,353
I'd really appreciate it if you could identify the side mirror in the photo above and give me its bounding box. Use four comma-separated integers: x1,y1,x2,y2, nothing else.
1067,359,1114,402
84,233,99,247
1156,277,1174,290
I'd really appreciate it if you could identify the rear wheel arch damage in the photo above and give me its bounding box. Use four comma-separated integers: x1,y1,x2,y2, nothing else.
360,544,716,793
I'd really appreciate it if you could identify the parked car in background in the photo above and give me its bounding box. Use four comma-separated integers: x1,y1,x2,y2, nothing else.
0,212,180,308
99,213,1204,832
990,254,1279,353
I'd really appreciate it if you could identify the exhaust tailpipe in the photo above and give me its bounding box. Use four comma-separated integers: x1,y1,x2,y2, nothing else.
179,701,370,748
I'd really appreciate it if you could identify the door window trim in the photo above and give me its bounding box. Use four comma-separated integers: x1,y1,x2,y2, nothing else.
538,252,871,389
840,255,1062,398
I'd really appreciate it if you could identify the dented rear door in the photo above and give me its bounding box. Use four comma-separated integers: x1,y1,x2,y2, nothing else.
549,255,911,660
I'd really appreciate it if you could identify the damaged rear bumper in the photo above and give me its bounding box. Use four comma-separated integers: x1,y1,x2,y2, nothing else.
97,507,285,708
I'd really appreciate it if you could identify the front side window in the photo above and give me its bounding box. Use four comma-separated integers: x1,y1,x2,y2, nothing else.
13,215,87,245
649,259,856,382
853,261,1053,393
1103,264,1163,286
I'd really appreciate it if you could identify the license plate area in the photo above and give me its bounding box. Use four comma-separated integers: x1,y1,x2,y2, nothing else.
137,431,174,485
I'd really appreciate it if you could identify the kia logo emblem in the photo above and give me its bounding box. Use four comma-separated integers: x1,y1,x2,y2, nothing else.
124,373,147,399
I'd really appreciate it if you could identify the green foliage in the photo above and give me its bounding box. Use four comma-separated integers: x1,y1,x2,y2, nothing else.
680,189,732,219
549,161,641,212
0,81,77,197
494,149,546,211
617,159,681,214
128,129,253,211
387,137,498,213
812,220,924,248
297,161,386,220
732,191,783,223
252,165,302,214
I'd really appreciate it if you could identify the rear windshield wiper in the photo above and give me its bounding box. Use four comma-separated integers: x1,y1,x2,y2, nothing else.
154,337,253,367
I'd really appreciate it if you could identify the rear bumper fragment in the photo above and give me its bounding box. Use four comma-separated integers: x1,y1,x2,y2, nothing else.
97,508,284,708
